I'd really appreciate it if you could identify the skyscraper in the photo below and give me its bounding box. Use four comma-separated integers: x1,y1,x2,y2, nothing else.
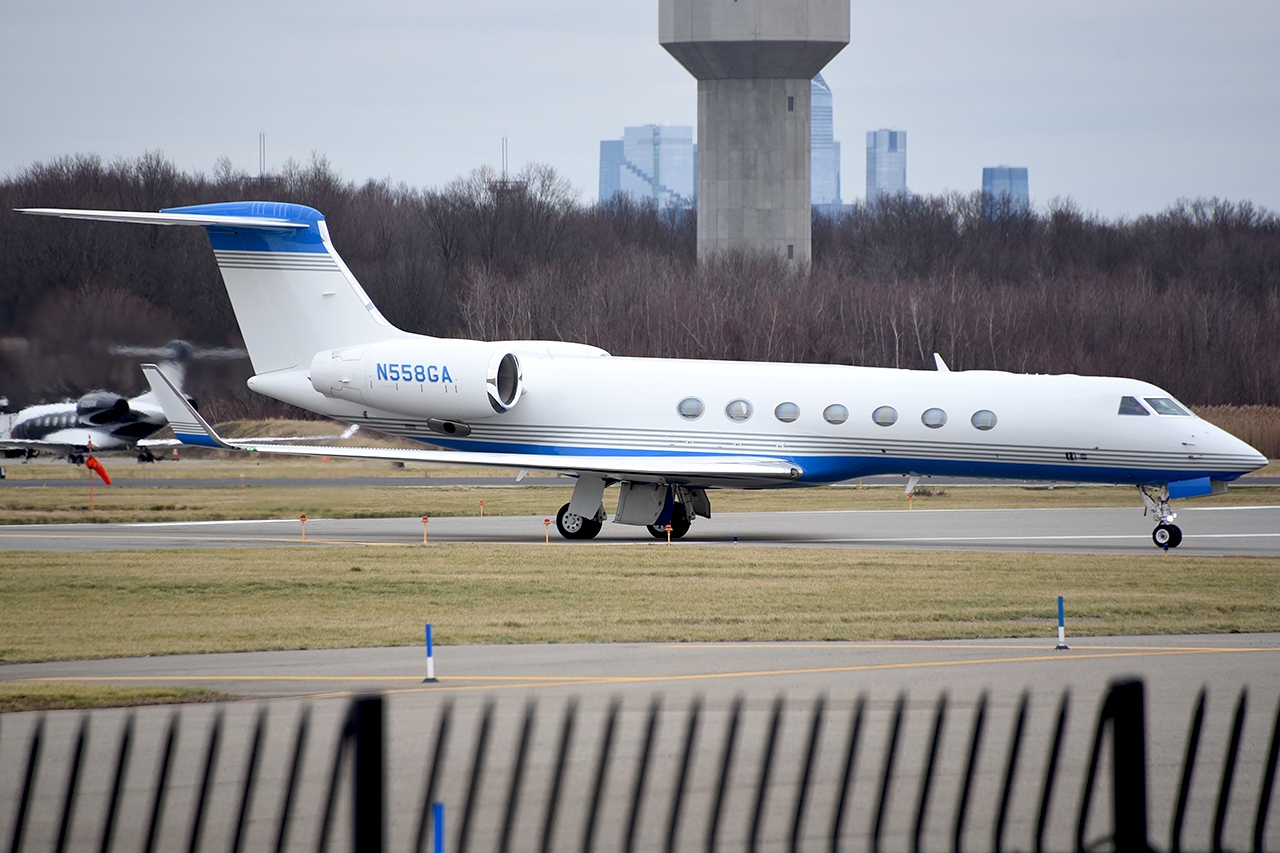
598,125,696,208
866,129,907,203
982,166,1030,213
811,74,841,207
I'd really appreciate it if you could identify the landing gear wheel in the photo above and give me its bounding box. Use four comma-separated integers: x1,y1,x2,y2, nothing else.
647,507,691,540
1153,524,1183,549
556,503,603,540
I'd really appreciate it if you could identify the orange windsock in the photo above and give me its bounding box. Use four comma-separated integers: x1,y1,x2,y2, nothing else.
85,455,112,485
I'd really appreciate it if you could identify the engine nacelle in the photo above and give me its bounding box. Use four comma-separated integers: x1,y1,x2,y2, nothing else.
76,392,130,424
309,338,523,421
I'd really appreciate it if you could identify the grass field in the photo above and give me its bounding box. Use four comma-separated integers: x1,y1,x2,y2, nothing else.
1,545,1277,664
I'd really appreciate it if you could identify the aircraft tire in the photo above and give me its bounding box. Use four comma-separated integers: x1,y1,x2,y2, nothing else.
556,503,601,540
647,507,691,540
1152,523,1183,548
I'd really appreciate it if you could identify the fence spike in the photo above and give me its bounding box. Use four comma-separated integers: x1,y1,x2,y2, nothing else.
276,704,310,853
625,697,662,853
1254,693,1280,853
144,713,180,853
831,695,867,853
540,698,577,853
8,715,44,853
582,698,620,853
318,710,356,853
1171,689,1206,853
751,695,786,853
666,697,701,853
54,715,88,853
1214,689,1248,853
791,695,825,853
995,692,1029,853
873,693,907,853
457,701,493,853
414,701,453,853
98,712,133,853
708,697,743,853
187,709,223,853
232,706,268,853
914,693,948,853
1035,692,1070,853
499,701,537,853
953,692,988,853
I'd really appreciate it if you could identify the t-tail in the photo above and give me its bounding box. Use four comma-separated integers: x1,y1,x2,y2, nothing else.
19,202,404,375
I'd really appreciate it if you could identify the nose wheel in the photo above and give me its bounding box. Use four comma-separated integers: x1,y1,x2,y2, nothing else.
1152,523,1183,549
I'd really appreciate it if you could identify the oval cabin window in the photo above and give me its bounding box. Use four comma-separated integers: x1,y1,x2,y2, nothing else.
823,404,849,425
922,408,948,428
774,402,800,423
872,406,898,427
725,399,754,422
677,397,704,420
971,410,998,430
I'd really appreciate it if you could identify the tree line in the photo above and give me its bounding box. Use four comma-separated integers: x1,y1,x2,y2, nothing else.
1,152,1277,417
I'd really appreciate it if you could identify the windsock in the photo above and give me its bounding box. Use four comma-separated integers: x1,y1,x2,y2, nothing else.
85,455,112,485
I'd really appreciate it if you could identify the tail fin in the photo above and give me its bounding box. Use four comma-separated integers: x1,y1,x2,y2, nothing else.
21,202,403,375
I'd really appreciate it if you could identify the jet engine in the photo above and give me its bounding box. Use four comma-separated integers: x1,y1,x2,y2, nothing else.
75,392,131,424
309,338,523,421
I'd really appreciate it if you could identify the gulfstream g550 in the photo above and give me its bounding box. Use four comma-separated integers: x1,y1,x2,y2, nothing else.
21,202,1266,546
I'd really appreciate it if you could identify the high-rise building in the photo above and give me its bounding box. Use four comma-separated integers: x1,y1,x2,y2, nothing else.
866,129,907,203
982,166,1030,213
811,74,841,207
598,125,696,208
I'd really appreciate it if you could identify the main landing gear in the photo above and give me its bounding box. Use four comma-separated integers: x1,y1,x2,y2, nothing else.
1139,485,1183,549
554,481,710,540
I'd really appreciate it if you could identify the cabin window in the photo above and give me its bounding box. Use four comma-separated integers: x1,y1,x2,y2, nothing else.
774,402,800,423
1144,397,1191,416
970,410,998,430
725,399,754,422
922,408,948,428
872,405,898,426
1118,396,1149,416
823,404,849,425
677,397,705,420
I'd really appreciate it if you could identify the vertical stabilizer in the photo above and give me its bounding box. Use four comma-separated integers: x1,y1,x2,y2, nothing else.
161,202,405,374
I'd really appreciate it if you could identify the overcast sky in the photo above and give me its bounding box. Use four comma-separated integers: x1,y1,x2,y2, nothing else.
3,0,1277,219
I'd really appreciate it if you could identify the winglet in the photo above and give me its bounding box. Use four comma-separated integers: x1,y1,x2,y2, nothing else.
933,353,950,372
140,364,234,449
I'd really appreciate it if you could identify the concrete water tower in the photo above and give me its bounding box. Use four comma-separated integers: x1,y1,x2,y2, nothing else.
660,0,850,263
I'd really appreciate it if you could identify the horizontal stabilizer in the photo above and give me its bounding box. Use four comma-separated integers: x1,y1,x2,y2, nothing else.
18,208,306,230
140,365,801,484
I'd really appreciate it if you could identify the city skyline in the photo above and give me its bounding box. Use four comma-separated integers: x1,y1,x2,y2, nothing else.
2,2,1277,218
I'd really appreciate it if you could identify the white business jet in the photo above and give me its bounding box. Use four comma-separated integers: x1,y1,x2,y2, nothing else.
21,202,1267,546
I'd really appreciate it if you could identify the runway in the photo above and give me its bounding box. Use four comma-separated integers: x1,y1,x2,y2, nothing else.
2,636,1278,852
3,504,1279,555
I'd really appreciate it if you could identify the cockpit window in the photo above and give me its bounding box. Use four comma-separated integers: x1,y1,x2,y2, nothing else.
1144,397,1191,416
1118,396,1149,416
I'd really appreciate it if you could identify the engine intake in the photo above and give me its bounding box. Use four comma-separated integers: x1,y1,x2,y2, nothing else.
309,338,524,421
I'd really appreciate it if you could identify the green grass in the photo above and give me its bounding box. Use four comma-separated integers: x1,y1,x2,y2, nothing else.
0,682,232,712
1,545,1277,663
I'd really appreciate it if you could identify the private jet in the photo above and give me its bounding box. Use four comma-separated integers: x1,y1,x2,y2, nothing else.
21,202,1268,547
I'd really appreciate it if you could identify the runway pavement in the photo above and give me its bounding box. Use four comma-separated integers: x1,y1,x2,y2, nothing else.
3,504,1279,555
2,636,1278,852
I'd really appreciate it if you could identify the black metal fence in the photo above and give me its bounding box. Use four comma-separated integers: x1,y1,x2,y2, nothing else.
2,680,1278,853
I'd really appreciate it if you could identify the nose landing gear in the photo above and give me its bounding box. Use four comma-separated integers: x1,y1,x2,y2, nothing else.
1139,485,1183,549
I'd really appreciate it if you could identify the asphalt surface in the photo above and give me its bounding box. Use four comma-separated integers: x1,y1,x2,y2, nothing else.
3,504,1279,555
2,636,1278,852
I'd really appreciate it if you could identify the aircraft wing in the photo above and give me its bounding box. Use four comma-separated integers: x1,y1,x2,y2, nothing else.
141,365,802,485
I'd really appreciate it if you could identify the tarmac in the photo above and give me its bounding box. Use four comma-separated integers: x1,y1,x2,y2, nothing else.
3,504,1279,556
